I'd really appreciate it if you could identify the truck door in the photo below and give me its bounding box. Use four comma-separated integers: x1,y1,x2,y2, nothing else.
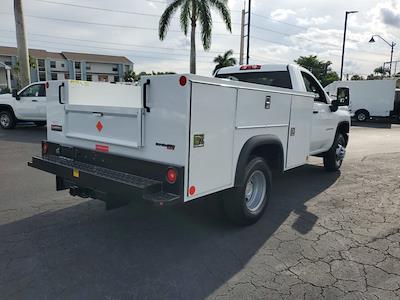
301,72,336,154
14,83,46,120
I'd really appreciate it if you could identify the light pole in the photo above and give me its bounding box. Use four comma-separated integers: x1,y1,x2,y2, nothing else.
340,11,358,81
369,35,397,77
246,0,251,65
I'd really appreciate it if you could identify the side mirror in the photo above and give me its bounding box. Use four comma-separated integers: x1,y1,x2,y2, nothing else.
12,89,17,98
330,87,349,112
336,87,350,106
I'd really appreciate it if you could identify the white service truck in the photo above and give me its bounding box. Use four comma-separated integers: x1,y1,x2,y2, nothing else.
29,64,350,225
0,81,47,129
325,79,400,122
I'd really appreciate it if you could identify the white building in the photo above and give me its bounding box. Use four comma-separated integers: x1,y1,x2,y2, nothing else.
0,46,134,89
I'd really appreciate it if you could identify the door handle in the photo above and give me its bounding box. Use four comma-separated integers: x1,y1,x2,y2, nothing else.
313,111,319,114
32,99,38,102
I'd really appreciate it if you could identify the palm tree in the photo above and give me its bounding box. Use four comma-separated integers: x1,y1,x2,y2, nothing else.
213,49,236,74
159,0,232,74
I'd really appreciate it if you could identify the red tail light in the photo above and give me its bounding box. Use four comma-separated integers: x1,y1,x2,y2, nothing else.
166,168,177,184
240,65,262,70
179,76,187,86
42,142,48,154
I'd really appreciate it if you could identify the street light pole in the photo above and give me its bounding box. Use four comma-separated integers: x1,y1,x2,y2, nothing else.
246,0,251,65
340,11,358,81
369,35,397,76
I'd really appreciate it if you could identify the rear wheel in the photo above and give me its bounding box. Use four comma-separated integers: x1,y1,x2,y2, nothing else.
223,157,271,225
323,133,347,172
0,110,16,129
355,110,369,122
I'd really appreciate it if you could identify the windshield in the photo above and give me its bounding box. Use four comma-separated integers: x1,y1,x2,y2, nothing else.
216,71,292,89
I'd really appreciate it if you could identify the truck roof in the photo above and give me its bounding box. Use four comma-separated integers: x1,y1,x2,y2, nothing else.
216,64,291,75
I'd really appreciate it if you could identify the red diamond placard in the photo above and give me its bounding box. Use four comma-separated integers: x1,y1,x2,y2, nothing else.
96,121,103,132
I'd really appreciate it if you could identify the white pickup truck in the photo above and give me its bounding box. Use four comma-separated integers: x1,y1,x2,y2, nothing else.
0,82,47,129
29,64,350,225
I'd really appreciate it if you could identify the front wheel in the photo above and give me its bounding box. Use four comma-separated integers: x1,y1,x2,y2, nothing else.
0,110,16,129
323,133,347,172
223,157,272,225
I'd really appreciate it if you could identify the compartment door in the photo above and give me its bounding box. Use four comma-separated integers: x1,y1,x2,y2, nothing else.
187,83,236,200
286,95,314,169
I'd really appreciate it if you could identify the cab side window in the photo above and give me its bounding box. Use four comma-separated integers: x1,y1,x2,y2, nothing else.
301,72,326,103
20,84,46,97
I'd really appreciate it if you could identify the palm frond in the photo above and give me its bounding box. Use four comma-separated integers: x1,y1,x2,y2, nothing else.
197,0,212,50
159,0,185,40
180,0,191,36
208,0,232,32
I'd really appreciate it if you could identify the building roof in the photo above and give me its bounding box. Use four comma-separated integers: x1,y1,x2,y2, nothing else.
0,46,133,64
0,46,48,59
61,51,132,64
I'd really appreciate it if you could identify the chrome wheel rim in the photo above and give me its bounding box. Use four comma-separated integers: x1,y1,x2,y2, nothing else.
0,114,10,128
357,113,366,121
245,170,266,212
335,137,346,166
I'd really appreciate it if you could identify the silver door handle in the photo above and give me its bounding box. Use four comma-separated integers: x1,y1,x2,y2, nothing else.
313,111,319,114
32,99,38,102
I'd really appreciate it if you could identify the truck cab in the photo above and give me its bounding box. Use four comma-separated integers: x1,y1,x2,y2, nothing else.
215,64,350,155
0,81,47,129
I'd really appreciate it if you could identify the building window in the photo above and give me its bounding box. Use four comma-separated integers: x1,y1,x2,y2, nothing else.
114,76,119,82
51,73,58,80
64,73,69,79
37,59,46,81
75,62,81,69
76,73,81,80
61,63,65,68
50,61,56,68
87,74,92,81
5,61,11,66
112,67,118,72
86,65,91,70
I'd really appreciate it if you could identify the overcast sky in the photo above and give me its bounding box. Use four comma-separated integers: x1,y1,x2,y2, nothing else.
0,0,399,77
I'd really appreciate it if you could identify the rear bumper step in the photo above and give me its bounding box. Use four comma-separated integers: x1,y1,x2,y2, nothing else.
28,155,180,206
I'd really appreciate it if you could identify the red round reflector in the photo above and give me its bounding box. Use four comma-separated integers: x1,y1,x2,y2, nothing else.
189,185,196,196
179,76,187,86
166,168,177,184
42,142,48,154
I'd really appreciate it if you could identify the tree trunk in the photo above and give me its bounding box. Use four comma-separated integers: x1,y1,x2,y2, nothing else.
190,2,196,74
14,0,30,87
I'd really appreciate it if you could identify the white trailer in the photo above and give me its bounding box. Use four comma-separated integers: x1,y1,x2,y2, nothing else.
325,79,400,122
29,65,350,225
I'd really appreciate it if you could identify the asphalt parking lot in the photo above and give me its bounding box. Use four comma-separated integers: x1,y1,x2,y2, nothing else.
0,124,399,299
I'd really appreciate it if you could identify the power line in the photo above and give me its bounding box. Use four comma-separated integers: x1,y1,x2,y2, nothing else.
0,35,220,60
0,39,214,64
0,29,233,55
33,0,241,26
0,12,240,37
251,35,384,64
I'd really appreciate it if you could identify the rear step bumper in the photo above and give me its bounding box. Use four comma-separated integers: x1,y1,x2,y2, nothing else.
28,155,181,207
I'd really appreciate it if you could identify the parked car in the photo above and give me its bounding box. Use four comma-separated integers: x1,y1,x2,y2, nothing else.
0,81,47,129
29,65,350,225
325,79,400,122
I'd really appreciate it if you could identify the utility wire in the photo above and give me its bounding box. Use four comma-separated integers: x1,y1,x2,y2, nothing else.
0,12,240,37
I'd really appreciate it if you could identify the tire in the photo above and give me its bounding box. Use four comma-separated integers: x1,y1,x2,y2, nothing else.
355,110,369,122
34,121,46,127
323,132,347,172
0,110,16,129
223,157,272,225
